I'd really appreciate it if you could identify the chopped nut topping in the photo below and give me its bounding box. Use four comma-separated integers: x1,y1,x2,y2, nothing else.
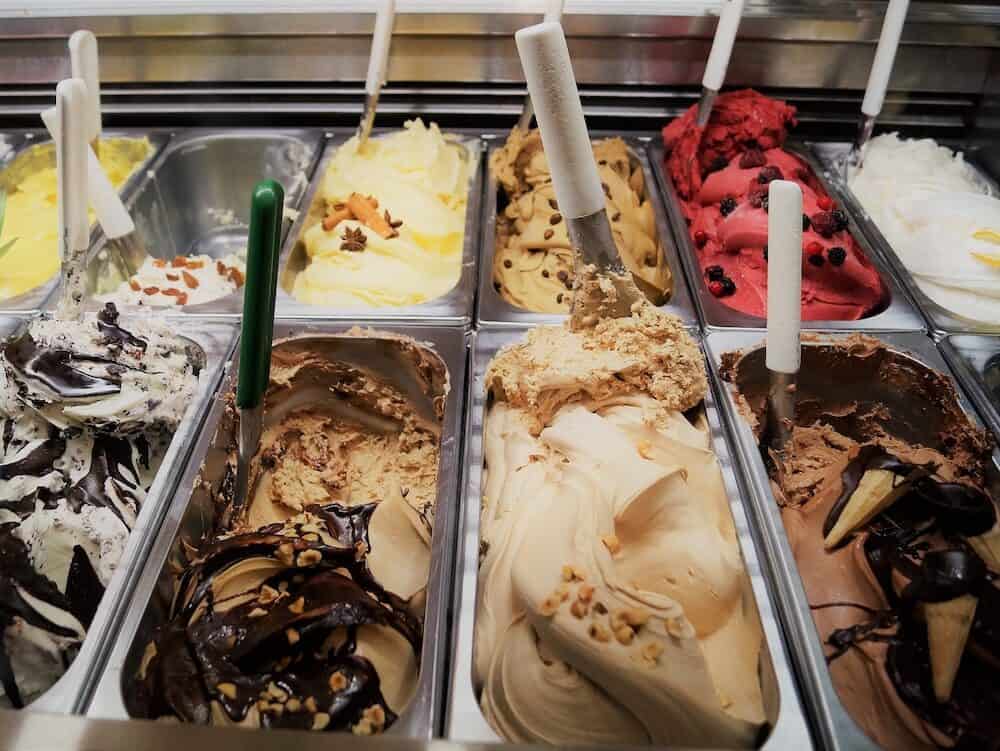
227,267,244,287
355,540,369,560
277,543,295,566
182,270,199,289
642,641,665,664
289,596,305,614
570,600,589,619
286,628,300,645
216,260,227,275
340,226,367,252
329,671,348,692
615,625,635,645
216,683,237,700
352,719,374,736
588,623,611,643
297,549,322,567
617,608,650,628
286,698,302,713
165,272,180,282
304,697,318,713
143,286,160,296
129,279,141,291
302,532,320,542
578,584,594,603
594,602,608,615
313,712,331,730
561,565,575,582
248,607,268,618
637,441,654,459
171,256,188,268
266,682,288,702
539,595,560,617
601,534,621,555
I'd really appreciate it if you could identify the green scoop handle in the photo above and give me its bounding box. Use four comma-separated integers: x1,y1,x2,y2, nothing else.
237,179,285,409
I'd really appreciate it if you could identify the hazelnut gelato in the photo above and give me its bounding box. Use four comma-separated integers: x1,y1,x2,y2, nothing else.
474,303,768,747
723,338,1000,750
490,129,671,313
135,332,449,735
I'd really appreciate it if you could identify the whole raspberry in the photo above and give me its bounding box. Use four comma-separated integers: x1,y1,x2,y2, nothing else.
708,280,725,297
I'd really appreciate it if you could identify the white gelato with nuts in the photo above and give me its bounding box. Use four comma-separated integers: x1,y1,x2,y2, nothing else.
100,253,246,308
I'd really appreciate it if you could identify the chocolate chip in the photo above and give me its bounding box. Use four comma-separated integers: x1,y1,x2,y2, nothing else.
556,293,563,304
503,260,512,269
543,229,554,240
550,214,562,225
557,270,569,283
548,198,558,210
542,270,550,278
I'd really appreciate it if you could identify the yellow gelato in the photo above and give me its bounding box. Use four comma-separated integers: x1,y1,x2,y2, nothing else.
0,137,152,302
289,119,472,307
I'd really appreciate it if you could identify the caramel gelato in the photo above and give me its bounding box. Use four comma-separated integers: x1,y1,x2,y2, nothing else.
490,129,671,313
134,332,449,734
724,339,1000,750
474,303,768,747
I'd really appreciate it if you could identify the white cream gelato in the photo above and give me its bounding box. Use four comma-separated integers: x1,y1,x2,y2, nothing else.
100,252,245,308
849,133,1000,323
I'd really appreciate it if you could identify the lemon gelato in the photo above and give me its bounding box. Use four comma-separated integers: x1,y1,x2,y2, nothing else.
0,137,152,302
290,119,472,307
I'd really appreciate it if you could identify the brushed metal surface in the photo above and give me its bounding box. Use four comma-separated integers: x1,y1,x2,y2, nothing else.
446,326,814,749
0,129,167,313
85,322,469,742
648,138,926,332
0,313,237,716
940,334,1000,441
477,134,697,328
275,129,482,324
56,129,324,316
811,140,1000,336
704,329,999,751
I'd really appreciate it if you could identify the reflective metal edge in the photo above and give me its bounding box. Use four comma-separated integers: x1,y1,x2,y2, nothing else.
703,329,998,751
0,130,171,314
445,324,814,749
940,334,1000,441
811,141,1000,337
85,320,469,742
647,139,926,333
59,128,325,318
0,313,237,716
273,129,483,325
476,134,697,329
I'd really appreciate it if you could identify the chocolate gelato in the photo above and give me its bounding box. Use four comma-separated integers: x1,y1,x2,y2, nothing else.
134,332,449,735
490,128,672,313
723,338,1000,750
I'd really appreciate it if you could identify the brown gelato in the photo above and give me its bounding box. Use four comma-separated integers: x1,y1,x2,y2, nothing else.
490,129,672,313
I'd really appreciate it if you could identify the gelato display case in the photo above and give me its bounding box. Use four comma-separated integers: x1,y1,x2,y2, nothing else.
4,2,1000,751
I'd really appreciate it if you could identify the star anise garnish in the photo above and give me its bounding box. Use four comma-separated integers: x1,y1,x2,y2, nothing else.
340,226,367,252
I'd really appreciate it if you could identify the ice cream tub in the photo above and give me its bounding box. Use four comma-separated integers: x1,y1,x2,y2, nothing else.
649,139,925,333
705,329,1000,751
48,129,323,317
85,321,469,740
274,127,483,325
0,312,237,715
812,141,1000,336
478,134,697,328
445,325,813,749
0,130,169,314
940,334,1000,441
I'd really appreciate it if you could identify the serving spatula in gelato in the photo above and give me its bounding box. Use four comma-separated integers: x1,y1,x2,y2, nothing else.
356,0,396,146
69,30,102,157
845,0,910,176
765,179,803,450
516,21,642,327
516,0,565,132
55,78,90,320
696,0,745,128
231,179,285,521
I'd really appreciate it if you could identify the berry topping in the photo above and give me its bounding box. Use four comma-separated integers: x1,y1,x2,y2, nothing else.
817,195,834,211
802,214,811,231
708,280,725,297
748,182,768,209
739,149,766,169
808,254,825,267
719,197,738,217
721,277,737,295
831,209,849,233
828,246,847,266
705,265,724,281
694,230,709,248
707,155,729,173
806,241,824,255
811,210,850,238
757,166,783,184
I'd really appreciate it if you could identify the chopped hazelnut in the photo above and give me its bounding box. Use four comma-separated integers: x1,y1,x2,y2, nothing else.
143,286,160,295
289,597,305,614
165,272,180,282
637,441,654,459
258,585,279,604
248,607,268,618
216,683,237,700
578,584,594,603
129,279,141,291
601,534,621,555
276,543,295,566
313,712,331,730
304,697,318,713
329,671,348,692
286,628,300,645
615,625,635,645
539,596,560,617
285,698,302,713
570,600,589,619
588,624,611,643
182,270,200,289
642,642,665,664
561,565,574,582
297,549,322,567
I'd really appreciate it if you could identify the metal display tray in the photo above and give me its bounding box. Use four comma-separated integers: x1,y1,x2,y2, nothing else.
940,333,1000,440
274,130,483,325
0,313,237,715
703,329,996,751
648,139,925,332
56,128,325,317
811,141,1000,336
85,321,470,741
0,130,170,314
477,134,697,328
445,325,814,749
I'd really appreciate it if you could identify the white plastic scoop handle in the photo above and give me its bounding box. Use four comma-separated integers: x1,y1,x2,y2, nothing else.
365,0,396,97
702,0,745,92
56,79,89,261
69,30,102,144
766,179,803,374
861,0,910,118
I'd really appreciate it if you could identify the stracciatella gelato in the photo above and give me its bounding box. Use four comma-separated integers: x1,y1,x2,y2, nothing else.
849,133,1000,324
